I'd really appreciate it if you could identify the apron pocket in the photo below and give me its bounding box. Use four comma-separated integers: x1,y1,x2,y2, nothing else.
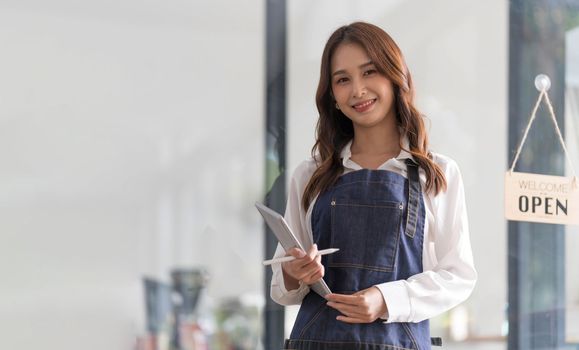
329,198,403,272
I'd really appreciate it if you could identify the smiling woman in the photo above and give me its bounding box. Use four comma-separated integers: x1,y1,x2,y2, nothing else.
301,22,448,214
270,22,477,350
330,43,399,169
331,43,396,129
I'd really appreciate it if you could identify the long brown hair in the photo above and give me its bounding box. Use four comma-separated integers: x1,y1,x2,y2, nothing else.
302,22,447,211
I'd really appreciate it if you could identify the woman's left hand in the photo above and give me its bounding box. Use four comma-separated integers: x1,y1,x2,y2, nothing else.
325,287,388,323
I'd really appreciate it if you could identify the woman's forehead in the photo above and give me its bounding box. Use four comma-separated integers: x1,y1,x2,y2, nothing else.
331,42,372,73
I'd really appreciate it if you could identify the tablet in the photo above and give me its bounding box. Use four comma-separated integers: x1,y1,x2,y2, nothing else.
256,202,332,297
255,202,304,252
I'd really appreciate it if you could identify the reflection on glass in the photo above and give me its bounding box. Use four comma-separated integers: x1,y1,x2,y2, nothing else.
565,24,579,345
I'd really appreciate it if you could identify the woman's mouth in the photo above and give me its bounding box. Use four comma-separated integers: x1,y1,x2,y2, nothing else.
352,99,376,113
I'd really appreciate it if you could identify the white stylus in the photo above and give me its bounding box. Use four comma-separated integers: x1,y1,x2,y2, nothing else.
262,248,340,266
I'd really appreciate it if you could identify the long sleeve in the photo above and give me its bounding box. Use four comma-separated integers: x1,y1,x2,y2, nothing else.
270,159,317,305
375,157,477,323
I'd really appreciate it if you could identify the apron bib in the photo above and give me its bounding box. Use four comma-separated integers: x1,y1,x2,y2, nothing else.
284,160,432,350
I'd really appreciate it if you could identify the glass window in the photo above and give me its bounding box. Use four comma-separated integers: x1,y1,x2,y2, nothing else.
565,24,579,345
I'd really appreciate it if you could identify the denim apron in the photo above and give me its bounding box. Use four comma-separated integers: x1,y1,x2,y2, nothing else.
284,159,433,350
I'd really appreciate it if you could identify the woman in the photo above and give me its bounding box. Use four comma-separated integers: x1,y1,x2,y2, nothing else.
270,21,477,349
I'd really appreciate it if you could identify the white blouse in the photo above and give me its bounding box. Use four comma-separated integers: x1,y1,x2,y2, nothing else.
269,140,477,323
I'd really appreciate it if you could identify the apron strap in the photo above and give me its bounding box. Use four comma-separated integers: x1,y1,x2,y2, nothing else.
431,337,443,346
405,159,421,238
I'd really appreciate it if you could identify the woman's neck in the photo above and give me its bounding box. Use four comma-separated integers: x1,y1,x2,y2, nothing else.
350,121,401,157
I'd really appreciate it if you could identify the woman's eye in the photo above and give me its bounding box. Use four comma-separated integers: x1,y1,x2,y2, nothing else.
364,69,377,76
336,77,348,84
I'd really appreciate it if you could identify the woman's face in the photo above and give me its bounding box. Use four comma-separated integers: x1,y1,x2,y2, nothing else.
330,42,396,129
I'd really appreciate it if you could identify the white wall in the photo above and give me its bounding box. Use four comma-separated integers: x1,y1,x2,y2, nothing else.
0,1,264,349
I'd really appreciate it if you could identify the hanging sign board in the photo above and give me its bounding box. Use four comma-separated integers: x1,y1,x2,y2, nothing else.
505,172,578,225
505,74,579,226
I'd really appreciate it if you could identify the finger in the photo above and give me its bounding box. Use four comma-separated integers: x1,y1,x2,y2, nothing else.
301,257,323,271
291,254,322,276
326,302,365,317
303,272,322,285
294,261,322,280
291,257,316,271
306,243,318,259
281,264,302,282
303,264,324,284
314,254,322,265
325,293,362,305
282,259,312,280
284,253,314,271
286,247,306,259
336,315,372,324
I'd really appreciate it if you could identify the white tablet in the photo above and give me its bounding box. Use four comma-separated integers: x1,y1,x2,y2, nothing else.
255,202,304,252
256,202,332,297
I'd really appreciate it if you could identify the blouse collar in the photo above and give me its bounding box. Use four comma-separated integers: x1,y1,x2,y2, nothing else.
340,136,414,171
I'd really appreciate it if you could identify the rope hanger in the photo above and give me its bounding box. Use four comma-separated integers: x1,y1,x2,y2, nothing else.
508,74,578,189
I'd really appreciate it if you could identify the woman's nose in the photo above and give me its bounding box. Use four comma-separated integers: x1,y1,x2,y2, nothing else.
351,78,367,98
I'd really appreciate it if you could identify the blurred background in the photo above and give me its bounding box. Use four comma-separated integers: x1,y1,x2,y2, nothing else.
0,0,578,349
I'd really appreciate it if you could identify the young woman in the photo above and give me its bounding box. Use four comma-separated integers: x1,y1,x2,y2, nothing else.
270,22,477,349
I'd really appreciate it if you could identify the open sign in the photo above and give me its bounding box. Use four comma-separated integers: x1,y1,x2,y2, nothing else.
505,172,578,225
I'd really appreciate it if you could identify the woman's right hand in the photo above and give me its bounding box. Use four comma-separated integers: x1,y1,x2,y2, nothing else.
281,244,325,290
